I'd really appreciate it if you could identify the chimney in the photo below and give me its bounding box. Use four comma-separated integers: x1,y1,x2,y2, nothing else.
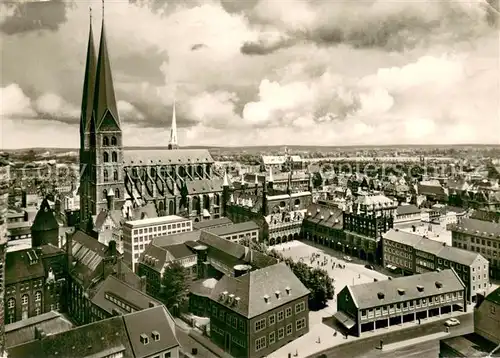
35,327,46,340
108,240,117,258
140,275,147,293
66,231,73,273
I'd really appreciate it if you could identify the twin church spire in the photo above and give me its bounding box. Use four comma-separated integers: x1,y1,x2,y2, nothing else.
80,2,120,151
80,3,178,150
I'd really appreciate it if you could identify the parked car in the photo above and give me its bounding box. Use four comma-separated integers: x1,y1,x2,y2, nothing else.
343,256,352,262
445,318,460,327
365,264,375,270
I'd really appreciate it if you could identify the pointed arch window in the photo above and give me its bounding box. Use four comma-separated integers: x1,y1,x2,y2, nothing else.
103,169,109,182
113,170,119,181
111,136,117,146
103,152,109,163
115,188,120,198
103,137,109,146
111,152,118,163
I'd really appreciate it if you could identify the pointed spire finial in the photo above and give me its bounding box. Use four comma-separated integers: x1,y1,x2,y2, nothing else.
89,6,92,20
102,0,105,16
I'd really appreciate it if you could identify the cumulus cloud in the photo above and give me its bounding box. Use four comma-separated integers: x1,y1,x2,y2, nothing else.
0,0,498,148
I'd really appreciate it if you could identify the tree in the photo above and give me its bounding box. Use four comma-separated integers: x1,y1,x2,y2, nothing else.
159,261,190,316
307,268,335,310
239,236,267,253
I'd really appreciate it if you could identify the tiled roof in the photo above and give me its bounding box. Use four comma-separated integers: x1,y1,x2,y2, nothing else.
31,198,59,232
5,248,45,285
304,203,343,229
69,230,110,285
90,275,162,315
139,244,174,272
5,311,73,349
383,229,485,266
123,306,179,357
123,149,214,166
185,178,224,195
383,229,423,247
347,269,464,309
205,221,259,236
451,217,500,237
193,217,233,230
7,315,134,358
485,286,500,306
164,243,196,259
210,262,310,318
396,204,421,216
152,230,202,247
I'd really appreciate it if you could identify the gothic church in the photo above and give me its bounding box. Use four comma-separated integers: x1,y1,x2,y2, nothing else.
79,10,224,227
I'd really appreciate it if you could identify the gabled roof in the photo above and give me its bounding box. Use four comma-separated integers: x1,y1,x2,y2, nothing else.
396,204,420,216
210,262,309,318
5,248,45,285
485,286,500,306
93,18,120,130
31,198,59,232
5,311,74,349
69,230,110,285
193,217,233,230
451,217,500,237
123,306,179,357
348,269,464,310
7,315,134,358
123,149,214,166
304,203,343,229
90,275,162,315
205,221,259,236
383,229,485,266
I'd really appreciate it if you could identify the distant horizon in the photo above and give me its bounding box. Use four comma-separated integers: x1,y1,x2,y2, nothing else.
2,143,500,153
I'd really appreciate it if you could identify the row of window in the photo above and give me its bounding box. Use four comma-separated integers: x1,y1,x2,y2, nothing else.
255,318,306,352
255,302,305,332
132,222,190,236
102,188,120,199
7,291,42,308
103,169,119,182
360,291,464,318
213,306,246,333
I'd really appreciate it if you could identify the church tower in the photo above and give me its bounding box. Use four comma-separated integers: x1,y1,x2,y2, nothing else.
79,9,97,226
88,3,125,214
168,102,179,150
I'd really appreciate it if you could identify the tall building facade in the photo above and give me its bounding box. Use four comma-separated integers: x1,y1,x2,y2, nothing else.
79,10,125,222
0,160,10,354
78,11,223,226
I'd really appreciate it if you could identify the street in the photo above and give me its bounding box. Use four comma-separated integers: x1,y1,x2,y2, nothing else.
308,312,473,358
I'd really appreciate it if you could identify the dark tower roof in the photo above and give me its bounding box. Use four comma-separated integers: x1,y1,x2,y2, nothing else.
31,198,59,232
93,13,120,130
80,13,97,148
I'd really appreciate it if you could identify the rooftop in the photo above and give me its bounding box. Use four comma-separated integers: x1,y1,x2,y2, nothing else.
347,269,464,309
451,217,500,237
304,203,343,229
205,221,259,236
210,262,310,318
124,215,189,228
384,229,484,266
192,217,233,230
123,148,214,166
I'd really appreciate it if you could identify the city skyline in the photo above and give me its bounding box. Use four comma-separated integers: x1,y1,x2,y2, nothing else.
1,0,499,149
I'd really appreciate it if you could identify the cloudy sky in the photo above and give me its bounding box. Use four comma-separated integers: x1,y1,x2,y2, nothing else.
0,0,499,148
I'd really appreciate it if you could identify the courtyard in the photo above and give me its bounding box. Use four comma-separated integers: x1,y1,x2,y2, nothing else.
268,240,389,325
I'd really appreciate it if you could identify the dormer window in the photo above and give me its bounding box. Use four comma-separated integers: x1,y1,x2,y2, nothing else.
285,287,291,295
151,331,160,341
417,285,424,292
377,292,385,299
397,288,405,296
140,333,149,345
275,291,281,299
435,281,443,289
263,294,270,303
